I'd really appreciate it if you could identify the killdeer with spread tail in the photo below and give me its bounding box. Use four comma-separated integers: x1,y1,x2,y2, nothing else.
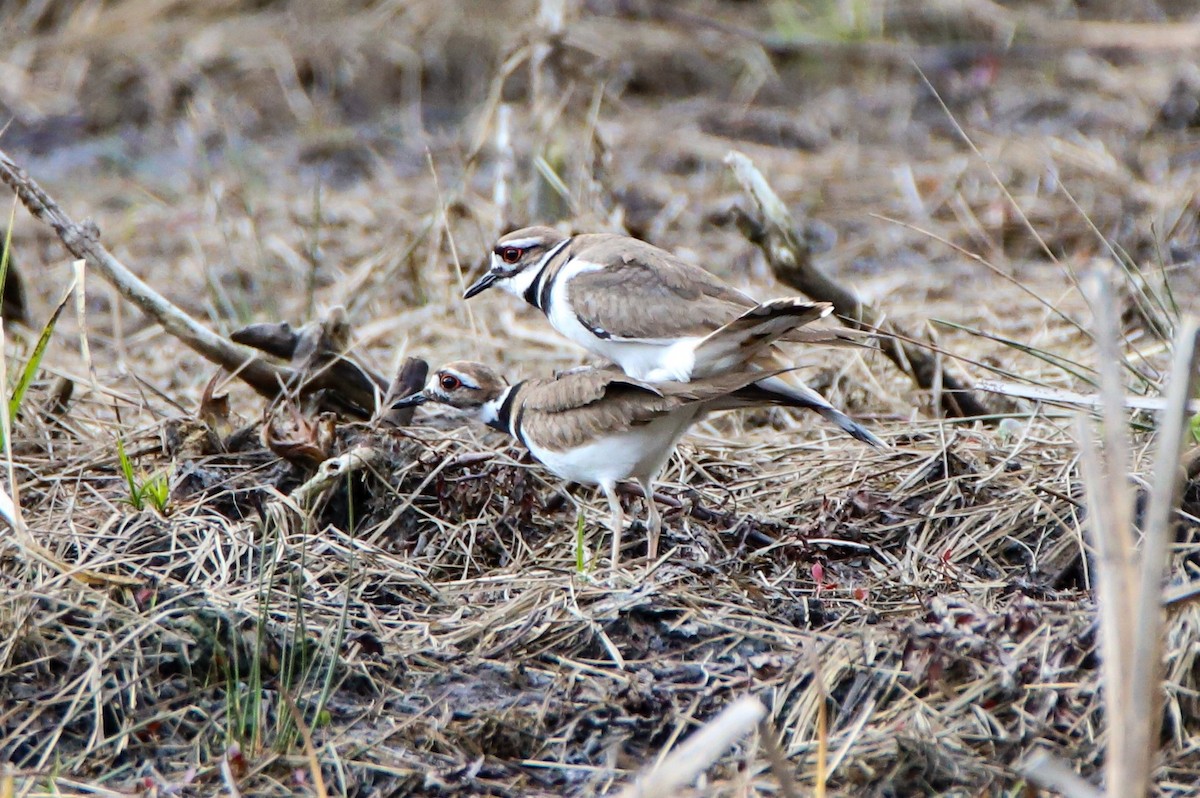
464,226,883,447
396,356,829,570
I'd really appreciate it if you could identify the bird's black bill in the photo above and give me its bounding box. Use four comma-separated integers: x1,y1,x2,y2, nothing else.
391,392,428,410
463,270,500,299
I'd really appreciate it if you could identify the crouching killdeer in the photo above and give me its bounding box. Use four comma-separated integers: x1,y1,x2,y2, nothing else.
395,355,833,570
464,226,883,447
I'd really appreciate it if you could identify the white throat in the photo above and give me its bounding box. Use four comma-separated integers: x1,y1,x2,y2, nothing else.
477,390,510,430
500,259,539,299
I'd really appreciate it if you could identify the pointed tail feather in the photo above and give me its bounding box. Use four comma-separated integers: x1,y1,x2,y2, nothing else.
692,298,832,376
743,372,886,448
814,405,886,448
778,326,878,347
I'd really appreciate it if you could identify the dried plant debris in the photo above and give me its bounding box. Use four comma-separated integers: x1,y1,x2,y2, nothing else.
2,1,1200,796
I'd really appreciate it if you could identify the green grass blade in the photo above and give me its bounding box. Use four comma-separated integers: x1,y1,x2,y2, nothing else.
0,201,15,316
9,282,73,422
144,473,170,513
311,468,355,732
115,438,143,510
933,318,1100,387
575,510,587,574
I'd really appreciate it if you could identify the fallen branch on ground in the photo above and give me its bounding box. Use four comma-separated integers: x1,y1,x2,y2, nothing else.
726,150,992,419
231,311,428,423
0,146,425,419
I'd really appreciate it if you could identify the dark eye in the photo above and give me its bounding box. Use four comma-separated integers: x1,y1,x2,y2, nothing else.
500,246,522,264
439,374,461,391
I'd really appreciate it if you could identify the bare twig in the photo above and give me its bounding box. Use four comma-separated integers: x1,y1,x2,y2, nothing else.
289,445,385,507
1075,271,1137,796
1128,313,1199,790
725,150,991,419
1027,272,1198,798
0,146,430,419
0,147,428,419
284,697,330,798
978,380,1200,414
0,148,291,394
1019,750,1104,798
619,696,766,798
232,312,428,423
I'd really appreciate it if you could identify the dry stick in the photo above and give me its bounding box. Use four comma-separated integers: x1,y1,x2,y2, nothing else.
725,150,991,419
289,446,384,507
1079,272,1137,796
1023,276,1197,798
619,696,766,798
0,147,423,417
0,148,300,402
1128,315,1199,793
230,315,427,423
1020,751,1103,798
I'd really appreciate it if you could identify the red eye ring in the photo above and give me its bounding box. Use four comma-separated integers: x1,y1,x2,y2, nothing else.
500,246,522,264
439,374,461,391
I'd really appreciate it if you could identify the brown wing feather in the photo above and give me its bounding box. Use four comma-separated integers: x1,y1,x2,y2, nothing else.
652,369,794,402
515,367,798,452
518,369,663,413
516,369,682,452
566,235,757,340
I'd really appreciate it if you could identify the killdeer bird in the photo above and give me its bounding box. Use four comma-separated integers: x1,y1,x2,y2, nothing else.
464,226,883,447
396,356,832,570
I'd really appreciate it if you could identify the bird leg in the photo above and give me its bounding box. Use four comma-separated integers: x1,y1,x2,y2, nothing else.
639,477,662,563
600,480,625,571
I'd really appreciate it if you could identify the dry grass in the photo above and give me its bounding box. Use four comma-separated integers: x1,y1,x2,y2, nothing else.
2,0,1200,795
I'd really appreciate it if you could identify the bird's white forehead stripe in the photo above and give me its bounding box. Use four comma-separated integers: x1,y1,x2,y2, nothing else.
453,371,481,389
498,236,545,249
435,369,479,390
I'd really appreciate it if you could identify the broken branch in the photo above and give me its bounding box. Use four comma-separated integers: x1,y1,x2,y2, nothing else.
725,150,992,419
0,146,426,420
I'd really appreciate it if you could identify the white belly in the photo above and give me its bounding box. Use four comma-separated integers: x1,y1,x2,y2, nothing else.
548,264,702,381
525,410,697,485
